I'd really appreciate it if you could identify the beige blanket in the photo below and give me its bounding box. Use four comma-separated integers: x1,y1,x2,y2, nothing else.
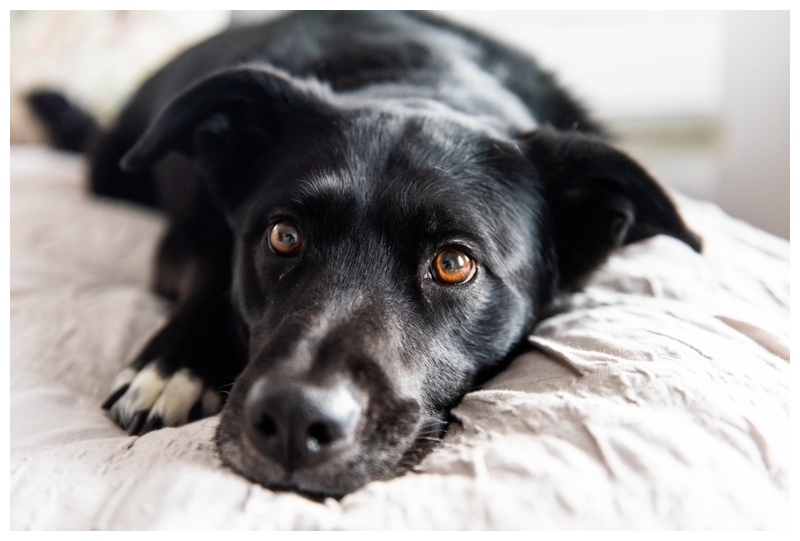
10,146,790,529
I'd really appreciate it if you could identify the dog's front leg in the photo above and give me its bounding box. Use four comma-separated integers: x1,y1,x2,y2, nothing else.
102,215,248,435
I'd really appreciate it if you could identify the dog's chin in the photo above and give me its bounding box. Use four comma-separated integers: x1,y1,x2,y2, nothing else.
215,435,368,499
214,397,442,499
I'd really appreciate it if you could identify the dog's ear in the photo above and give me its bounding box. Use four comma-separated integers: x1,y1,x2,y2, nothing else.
120,65,337,197
519,126,702,291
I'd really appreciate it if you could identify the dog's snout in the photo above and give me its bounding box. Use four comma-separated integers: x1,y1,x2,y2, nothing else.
243,379,361,471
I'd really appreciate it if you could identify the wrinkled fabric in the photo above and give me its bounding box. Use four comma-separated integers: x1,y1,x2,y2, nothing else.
10,146,789,530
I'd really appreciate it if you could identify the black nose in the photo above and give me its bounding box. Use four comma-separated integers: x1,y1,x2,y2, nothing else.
243,380,361,471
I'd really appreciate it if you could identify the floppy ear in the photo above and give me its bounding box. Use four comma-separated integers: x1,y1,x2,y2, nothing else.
120,65,337,201
520,126,702,291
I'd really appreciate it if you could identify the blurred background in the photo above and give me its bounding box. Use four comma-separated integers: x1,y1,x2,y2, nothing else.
10,10,789,239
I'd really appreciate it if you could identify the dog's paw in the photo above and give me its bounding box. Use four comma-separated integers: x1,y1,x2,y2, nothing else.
102,362,223,435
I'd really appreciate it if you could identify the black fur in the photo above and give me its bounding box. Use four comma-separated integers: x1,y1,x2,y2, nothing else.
26,89,99,152
29,11,701,498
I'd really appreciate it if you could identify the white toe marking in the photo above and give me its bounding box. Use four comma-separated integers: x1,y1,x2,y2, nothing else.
201,388,222,416
111,363,166,426
150,369,204,426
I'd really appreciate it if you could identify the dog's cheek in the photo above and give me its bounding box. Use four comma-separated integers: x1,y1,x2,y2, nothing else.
475,281,533,354
360,397,425,475
230,234,293,327
229,238,262,325
419,276,531,386
214,392,249,477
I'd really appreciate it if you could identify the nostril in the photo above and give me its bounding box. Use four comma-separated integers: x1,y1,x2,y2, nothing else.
243,379,362,469
306,422,334,451
255,413,278,438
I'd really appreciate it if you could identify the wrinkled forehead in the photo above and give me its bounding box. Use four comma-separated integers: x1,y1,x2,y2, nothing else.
310,115,506,212
294,165,487,244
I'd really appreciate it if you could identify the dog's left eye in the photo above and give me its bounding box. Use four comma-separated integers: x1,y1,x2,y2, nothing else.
267,221,302,256
431,248,476,284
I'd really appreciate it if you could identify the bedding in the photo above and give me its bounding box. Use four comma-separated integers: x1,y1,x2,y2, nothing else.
10,145,790,529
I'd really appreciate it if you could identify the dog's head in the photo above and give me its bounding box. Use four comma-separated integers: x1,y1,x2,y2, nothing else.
122,66,701,497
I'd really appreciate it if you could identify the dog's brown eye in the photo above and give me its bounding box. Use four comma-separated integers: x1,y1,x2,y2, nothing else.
432,248,476,284
268,221,302,256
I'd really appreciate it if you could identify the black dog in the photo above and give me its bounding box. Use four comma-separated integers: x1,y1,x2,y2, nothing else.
28,11,701,498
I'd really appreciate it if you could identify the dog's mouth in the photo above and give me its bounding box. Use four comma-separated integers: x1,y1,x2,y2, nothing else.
270,427,446,501
214,377,447,498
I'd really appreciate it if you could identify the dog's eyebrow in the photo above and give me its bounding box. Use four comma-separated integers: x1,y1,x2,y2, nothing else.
293,171,360,203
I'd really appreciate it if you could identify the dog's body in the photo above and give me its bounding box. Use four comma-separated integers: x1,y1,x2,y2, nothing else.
29,11,701,498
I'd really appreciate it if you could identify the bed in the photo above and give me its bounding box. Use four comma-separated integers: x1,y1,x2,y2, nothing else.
9,144,790,529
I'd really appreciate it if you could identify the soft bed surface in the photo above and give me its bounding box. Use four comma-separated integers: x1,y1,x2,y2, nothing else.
10,146,790,529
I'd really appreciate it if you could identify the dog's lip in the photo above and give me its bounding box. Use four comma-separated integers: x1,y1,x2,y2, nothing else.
260,479,348,501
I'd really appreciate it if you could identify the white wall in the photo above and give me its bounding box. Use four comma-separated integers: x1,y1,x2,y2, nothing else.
439,11,789,239
717,11,789,239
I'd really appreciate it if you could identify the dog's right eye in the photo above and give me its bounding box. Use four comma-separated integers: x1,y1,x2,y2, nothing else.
431,248,476,285
267,221,302,256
